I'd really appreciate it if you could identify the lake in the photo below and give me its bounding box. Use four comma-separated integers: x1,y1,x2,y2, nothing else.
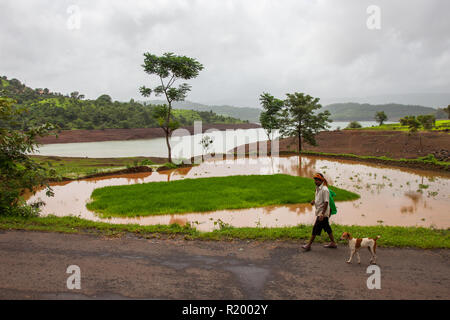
34,122,390,158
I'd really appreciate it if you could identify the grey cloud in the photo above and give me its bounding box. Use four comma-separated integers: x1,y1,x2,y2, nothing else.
1,0,449,108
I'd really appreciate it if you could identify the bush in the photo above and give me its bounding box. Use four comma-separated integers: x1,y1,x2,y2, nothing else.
400,116,421,132
418,154,438,163
346,121,362,129
1,98,55,216
140,159,155,166
163,162,178,169
3,200,43,217
417,115,436,130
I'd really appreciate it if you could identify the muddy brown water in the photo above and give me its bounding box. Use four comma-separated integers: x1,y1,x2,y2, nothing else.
26,155,450,231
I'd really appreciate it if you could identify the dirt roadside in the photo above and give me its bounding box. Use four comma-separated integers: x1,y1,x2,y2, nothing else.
36,123,261,144
0,230,448,300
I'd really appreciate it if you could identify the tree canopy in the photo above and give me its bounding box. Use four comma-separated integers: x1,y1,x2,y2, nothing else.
280,93,331,152
417,114,436,130
259,93,283,141
399,116,421,132
259,92,331,152
375,111,388,125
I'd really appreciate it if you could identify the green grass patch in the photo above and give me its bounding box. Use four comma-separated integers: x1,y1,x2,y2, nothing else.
1,215,448,248
345,120,450,132
30,155,165,179
0,215,196,236
86,174,359,218
204,224,450,248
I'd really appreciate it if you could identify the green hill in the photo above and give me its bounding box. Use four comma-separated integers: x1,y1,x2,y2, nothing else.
0,76,248,130
323,102,446,121
146,99,262,123
3,75,445,126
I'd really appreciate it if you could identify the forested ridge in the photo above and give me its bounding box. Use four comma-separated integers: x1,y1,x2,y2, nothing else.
0,76,248,130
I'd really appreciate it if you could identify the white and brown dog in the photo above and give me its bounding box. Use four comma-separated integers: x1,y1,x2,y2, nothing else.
340,232,380,265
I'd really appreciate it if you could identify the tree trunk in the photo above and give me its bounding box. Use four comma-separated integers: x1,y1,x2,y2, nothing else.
266,132,271,156
419,134,422,153
166,102,173,163
165,130,172,163
298,132,302,153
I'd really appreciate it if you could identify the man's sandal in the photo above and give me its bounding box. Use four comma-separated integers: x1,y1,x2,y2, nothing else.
323,243,337,248
301,244,311,251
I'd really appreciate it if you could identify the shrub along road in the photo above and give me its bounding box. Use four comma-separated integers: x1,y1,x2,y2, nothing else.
0,230,448,299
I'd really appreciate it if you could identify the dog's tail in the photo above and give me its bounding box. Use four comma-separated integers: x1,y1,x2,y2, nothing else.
374,235,381,241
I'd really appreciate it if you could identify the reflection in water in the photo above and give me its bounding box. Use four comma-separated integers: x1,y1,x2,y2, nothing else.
169,216,188,226
173,166,193,176
278,156,318,179
26,155,450,231
404,191,422,204
401,206,414,214
402,191,424,214
157,166,193,182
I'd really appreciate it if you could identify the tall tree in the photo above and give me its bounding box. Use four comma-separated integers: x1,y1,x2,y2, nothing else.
259,93,283,142
139,52,204,163
400,115,423,151
279,92,331,152
375,111,388,125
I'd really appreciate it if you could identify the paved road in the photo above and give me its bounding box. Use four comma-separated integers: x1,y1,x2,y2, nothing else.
0,230,448,299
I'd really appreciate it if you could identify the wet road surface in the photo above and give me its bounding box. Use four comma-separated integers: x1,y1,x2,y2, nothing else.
0,230,448,299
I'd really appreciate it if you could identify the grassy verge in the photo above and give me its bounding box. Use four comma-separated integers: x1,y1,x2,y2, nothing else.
344,120,450,131
30,155,176,179
0,215,448,248
299,151,450,171
86,174,360,218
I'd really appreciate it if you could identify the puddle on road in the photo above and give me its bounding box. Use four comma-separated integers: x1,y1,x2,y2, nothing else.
26,155,450,231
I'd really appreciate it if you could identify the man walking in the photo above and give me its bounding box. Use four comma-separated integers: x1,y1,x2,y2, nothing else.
302,173,337,251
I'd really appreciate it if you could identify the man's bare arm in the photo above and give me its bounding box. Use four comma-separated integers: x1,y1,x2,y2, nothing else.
319,202,329,220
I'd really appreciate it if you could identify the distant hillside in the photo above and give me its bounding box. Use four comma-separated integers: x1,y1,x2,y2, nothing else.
147,99,448,123
146,100,261,123
0,76,248,130
323,103,446,121
322,93,450,108
3,75,445,125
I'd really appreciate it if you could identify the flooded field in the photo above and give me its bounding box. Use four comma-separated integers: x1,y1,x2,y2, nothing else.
26,155,450,231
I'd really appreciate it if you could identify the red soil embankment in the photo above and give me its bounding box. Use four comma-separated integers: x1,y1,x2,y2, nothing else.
37,123,261,144
235,130,450,161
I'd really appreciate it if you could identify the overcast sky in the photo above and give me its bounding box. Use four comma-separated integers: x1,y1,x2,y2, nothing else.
1,0,449,108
